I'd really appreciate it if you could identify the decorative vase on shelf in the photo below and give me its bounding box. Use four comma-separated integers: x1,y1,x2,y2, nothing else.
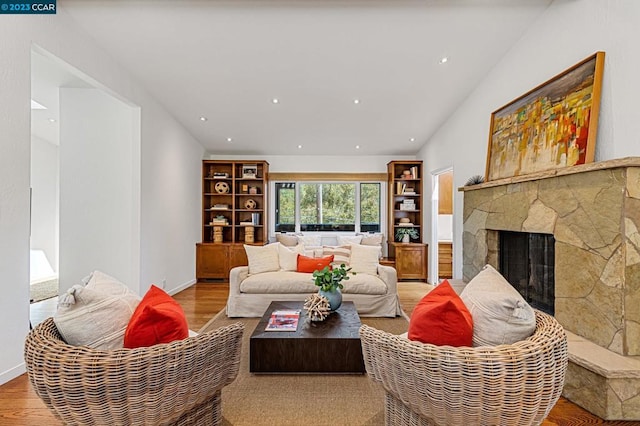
402,234,410,243
318,287,342,311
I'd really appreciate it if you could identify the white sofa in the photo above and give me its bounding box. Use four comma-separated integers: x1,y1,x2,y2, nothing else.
227,264,401,317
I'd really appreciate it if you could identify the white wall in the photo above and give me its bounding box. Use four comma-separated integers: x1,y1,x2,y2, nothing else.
418,0,640,279
0,10,204,384
140,100,204,295
30,136,59,274
58,88,138,292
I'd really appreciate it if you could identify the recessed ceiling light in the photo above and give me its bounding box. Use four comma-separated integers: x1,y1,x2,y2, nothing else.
355,145,360,149
439,56,449,64
410,137,415,142
298,145,303,149
199,116,208,121
272,98,279,104
48,118,56,123
227,137,233,142
31,99,47,110
353,99,360,104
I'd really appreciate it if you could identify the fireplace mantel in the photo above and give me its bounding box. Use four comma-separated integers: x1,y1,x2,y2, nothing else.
460,156,640,192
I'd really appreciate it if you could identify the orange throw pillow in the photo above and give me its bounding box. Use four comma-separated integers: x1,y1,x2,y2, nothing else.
408,280,473,346
296,254,334,273
124,285,189,349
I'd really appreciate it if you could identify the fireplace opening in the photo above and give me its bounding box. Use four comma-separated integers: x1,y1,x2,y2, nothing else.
499,231,555,315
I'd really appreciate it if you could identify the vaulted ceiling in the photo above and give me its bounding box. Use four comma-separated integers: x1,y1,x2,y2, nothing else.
33,0,553,155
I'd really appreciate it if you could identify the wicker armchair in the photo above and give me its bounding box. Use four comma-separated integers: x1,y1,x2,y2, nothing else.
360,310,567,426
25,318,244,426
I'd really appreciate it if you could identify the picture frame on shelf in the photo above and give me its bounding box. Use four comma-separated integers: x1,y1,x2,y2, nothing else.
485,51,605,182
242,164,258,179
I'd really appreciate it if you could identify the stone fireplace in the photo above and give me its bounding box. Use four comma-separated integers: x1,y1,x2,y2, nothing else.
461,157,640,420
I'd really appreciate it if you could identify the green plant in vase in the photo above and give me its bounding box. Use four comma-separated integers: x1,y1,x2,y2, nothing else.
312,264,355,311
395,227,419,242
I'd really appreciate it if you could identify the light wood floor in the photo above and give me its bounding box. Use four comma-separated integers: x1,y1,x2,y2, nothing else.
1,282,634,425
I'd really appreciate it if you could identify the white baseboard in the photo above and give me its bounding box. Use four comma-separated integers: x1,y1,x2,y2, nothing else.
168,278,196,296
0,362,26,386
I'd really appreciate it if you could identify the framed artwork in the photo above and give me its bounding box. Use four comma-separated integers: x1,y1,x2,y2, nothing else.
485,51,605,182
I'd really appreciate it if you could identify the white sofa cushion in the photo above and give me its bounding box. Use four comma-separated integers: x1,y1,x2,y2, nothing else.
299,234,322,246
341,273,387,295
349,244,381,275
359,233,383,246
275,233,299,247
322,245,351,267
278,244,304,271
240,271,316,293
245,243,280,274
239,271,387,295
461,264,536,346
302,245,324,258
337,235,363,246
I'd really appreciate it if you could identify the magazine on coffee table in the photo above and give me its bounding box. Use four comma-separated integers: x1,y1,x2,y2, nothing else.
265,309,301,331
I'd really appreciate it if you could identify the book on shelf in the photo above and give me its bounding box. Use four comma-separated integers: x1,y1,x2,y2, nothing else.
251,212,261,225
211,204,230,210
239,221,253,226
265,309,301,331
213,172,229,179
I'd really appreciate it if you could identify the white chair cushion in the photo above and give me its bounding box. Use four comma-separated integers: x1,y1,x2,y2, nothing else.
460,264,536,346
53,270,141,349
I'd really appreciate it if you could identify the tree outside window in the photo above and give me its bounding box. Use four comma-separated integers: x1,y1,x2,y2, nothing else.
275,181,381,233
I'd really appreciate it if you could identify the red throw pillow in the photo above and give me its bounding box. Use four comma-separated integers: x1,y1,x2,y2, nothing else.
124,285,189,349
408,279,473,346
296,254,334,273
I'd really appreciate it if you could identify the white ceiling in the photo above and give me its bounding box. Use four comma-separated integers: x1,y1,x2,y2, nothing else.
35,0,553,155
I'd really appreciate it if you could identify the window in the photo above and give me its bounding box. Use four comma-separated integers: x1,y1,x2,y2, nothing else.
274,181,381,233
360,183,381,232
275,183,295,232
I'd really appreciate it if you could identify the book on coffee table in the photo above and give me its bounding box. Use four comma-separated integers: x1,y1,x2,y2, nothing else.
265,309,301,331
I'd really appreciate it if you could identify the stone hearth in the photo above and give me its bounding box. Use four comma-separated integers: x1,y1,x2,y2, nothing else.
461,157,640,420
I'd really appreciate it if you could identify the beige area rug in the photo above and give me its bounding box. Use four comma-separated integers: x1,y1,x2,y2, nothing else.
200,311,409,426
30,278,58,303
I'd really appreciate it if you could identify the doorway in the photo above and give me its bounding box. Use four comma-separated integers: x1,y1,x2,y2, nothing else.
429,168,453,284
30,47,141,325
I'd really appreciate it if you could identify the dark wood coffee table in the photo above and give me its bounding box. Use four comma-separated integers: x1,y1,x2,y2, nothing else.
249,300,365,373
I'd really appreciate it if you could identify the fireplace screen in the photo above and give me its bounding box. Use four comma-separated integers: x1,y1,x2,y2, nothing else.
499,231,555,315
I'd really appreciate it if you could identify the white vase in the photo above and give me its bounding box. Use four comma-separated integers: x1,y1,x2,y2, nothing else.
402,234,410,243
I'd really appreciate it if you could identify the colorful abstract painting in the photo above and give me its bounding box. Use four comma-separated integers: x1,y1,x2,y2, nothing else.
485,52,605,181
